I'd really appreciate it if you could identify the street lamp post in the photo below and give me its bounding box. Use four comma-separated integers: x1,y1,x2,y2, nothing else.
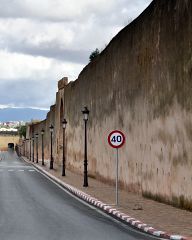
29,138,31,161
35,133,39,163
41,129,45,166
32,136,35,162
62,119,67,176
82,106,89,187
23,140,25,156
49,124,54,169
25,138,29,158
18,145,20,157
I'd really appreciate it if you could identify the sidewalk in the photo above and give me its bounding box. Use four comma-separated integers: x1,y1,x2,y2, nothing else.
23,158,192,238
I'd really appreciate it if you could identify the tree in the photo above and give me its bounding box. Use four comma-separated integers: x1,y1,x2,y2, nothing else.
18,125,26,138
89,48,100,62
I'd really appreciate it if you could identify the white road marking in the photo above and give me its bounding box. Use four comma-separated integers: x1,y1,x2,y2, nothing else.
0,165,33,168
0,169,36,172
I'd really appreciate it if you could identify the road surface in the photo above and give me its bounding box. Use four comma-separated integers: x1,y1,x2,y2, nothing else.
0,150,157,240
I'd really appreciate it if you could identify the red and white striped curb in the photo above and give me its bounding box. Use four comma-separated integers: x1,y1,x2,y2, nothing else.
25,160,188,240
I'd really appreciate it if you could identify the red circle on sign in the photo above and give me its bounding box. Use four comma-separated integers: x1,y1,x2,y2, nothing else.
108,130,125,148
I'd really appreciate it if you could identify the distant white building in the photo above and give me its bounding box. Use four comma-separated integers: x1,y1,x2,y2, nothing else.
0,128,18,132
0,121,25,128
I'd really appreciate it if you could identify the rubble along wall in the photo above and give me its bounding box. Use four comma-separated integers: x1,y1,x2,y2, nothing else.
27,0,192,210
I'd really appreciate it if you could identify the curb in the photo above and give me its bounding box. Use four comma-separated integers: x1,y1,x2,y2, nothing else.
22,157,188,240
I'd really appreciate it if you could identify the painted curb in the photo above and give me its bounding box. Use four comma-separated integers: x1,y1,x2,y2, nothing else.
22,158,188,240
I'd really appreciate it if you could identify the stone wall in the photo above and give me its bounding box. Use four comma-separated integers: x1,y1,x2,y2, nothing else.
26,0,192,210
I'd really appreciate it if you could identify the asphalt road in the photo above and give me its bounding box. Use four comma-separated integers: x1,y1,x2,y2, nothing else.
0,150,157,240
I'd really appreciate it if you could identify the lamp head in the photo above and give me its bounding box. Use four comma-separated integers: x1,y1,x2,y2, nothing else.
82,106,89,121
62,118,67,129
49,124,54,133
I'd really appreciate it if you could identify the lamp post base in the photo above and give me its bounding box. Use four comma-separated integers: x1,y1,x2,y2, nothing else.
62,164,65,176
83,174,88,187
50,161,53,169
83,182,88,187
83,161,88,187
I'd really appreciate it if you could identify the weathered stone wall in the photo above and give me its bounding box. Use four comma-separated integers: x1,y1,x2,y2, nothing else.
26,0,192,209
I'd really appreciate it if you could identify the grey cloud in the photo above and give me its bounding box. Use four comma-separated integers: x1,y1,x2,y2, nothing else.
0,22,111,64
0,0,152,64
0,0,152,25
0,0,73,22
7,41,90,64
94,0,152,27
0,79,56,109
0,0,152,109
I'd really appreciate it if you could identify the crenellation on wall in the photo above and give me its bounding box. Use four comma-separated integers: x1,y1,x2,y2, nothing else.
58,77,68,90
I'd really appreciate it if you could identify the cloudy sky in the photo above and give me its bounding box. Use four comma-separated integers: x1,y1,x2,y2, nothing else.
0,0,152,110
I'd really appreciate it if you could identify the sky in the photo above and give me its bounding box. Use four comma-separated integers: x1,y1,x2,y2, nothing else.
0,0,152,110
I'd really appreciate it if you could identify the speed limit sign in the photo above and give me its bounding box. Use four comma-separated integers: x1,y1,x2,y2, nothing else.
108,130,125,206
108,130,125,148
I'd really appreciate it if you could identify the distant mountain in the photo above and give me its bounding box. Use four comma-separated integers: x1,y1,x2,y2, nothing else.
0,108,48,122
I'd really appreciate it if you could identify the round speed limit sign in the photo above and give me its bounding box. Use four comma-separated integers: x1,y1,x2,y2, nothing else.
108,130,125,148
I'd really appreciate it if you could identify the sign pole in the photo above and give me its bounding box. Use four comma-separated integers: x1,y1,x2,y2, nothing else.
116,148,119,206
